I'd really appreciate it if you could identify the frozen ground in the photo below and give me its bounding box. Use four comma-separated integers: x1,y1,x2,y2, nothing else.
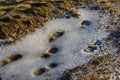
0,9,110,80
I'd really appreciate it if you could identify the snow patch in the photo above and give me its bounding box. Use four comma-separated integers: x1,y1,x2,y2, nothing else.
0,9,109,80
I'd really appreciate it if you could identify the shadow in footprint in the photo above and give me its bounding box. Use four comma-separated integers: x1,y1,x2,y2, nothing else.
47,63,58,69
32,68,47,77
48,30,65,42
39,53,51,59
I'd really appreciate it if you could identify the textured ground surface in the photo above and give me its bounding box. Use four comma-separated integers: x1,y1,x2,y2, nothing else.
0,0,120,80
59,0,120,80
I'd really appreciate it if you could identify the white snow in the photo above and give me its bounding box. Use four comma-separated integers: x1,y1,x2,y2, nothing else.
0,9,110,80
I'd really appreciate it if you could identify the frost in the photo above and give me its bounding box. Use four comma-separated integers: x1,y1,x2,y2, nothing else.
0,9,109,80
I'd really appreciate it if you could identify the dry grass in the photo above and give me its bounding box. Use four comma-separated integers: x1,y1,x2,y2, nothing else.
0,0,82,44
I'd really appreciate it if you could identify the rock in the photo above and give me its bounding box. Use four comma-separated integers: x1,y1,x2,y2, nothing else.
5,54,23,63
32,68,46,76
39,53,51,59
81,20,91,26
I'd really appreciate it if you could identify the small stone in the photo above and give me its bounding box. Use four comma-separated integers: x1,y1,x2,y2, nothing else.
81,20,91,26
47,47,58,54
32,68,46,76
47,63,58,68
0,60,8,67
39,53,51,59
5,54,23,63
